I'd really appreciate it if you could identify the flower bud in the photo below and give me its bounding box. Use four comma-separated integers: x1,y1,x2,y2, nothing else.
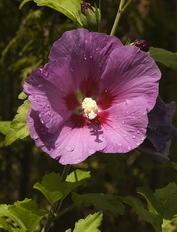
80,2,101,31
81,2,94,15
133,39,150,52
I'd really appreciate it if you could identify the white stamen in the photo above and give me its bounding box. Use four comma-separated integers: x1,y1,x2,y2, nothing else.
82,97,98,120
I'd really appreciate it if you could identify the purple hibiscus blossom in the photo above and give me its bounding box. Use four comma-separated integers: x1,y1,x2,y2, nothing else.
139,96,177,163
23,29,161,165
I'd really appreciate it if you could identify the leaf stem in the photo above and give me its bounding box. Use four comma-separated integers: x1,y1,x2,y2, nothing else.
110,0,133,36
41,165,71,232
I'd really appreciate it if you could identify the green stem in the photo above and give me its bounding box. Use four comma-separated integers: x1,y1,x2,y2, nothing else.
55,203,78,220
41,165,71,232
110,0,133,36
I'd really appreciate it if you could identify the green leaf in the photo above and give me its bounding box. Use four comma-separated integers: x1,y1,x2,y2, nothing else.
149,47,177,71
0,199,45,232
5,100,30,146
120,197,162,232
171,162,177,171
67,212,102,232
33,172,65,204
137,187,164,215
20,0,83,26
0,217,13,232
18,92,27,100
154,182,177,228
8,199,46,232
0,204,25,229
0,121,11,135
72,193,125,215
66,169,91,182
34,170,91,204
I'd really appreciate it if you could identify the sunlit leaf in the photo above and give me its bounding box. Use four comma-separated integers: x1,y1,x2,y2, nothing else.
66,169,91,182
20,0,83,26
0,121,11,135
4,100,30,146
0,199,45,232
0,204,25,229
33,172,65,204
66,212,102,232
8,199,46,232
18,92,27,100
149,47,177,71
0,217,13,232
72,193,125,215
34,170,91,204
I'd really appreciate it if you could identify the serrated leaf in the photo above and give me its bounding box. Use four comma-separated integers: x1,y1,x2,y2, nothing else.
0,199,45,232
5,100,30,146
120,197,162,232
18,92,27,100
72,193,124,215
13,229,27,232
65,229,72,232
34,170,90,204
0,217,13,232
149,47,177,71
66,169,91,182
20,0,82,26
8,199,46,232
33,172,65,204
0,121,11,135
73,212,102,232
0,204,25,229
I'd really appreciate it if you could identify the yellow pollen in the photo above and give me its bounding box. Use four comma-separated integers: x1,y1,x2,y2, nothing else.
82,97,98,120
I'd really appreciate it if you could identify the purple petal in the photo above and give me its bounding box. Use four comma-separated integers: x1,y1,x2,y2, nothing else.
24,29,163,165
27,109,106,165
49,29,123,93
98,46,161,111
100,97,148,153
24,57,80,132
139,97,177,162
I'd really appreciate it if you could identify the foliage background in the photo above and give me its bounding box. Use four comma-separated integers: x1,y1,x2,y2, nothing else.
0,0,177,231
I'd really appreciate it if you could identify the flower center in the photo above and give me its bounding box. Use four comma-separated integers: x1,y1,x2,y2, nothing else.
82,97,98,120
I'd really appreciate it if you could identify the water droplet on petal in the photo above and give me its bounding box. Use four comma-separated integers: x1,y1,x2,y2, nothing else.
132,135,136,139
60,156,65,163
76,158,81,163
122,121,125,124
118,143,122,146
128,146,132,151
89,149,95,154
40,69,49,78
137,130,140,134
90,55,93,59
33,134,38,140
28,118,33,123
65,146,74,152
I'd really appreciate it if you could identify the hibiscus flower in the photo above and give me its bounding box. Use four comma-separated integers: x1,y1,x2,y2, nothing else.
139,96,177,163
24,29,161,165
